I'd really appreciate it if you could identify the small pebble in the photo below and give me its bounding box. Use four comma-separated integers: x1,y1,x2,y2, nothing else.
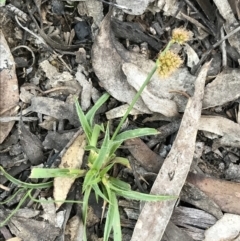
74,21,92,41
51,0,65,15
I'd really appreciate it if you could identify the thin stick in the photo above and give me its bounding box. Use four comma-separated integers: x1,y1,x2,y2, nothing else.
0,184,10,191
220,27,227,67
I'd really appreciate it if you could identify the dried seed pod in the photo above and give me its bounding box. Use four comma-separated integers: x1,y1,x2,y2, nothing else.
171,28,193,44
157,51,183,77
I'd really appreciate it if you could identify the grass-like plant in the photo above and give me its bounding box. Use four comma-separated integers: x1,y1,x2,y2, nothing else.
31,92,175,241
0,28,192,240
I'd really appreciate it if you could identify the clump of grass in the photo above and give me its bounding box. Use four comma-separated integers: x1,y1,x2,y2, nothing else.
0,28,191,241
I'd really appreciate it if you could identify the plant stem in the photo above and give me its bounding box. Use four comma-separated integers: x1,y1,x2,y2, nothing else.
111,64,158,140
0,189,31,227
162,40,173,54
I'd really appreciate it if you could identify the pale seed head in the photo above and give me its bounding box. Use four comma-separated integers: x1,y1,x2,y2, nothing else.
157,51,183,77
172,28,193,44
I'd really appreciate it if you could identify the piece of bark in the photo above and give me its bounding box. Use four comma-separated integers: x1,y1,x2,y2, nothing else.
130,61,211,241
8,216,60,241
147,119,181,148
125,138,163,173
124,204,212,241
162,221,194,241
187,172,240,215
181,182,223,219
171,206,217,230
195,0,215,21
19,120,44,165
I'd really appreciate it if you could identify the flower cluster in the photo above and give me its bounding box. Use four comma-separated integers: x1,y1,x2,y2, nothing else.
157,51,183,77
156,28,192,77
171,28,193,45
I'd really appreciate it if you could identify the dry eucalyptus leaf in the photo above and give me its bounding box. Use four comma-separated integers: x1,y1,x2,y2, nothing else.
55,211,65,229
65,215,84,241
54,133,86,209
40,197,57,226
131,61,211,241
40,197,65,228
203,68,240,109
184,43,200,68
0,30,19,144
30,96,79,126
203,214,240,241
199,116,240,148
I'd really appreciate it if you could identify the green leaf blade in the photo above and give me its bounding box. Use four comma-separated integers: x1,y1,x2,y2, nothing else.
111,157,131,169
82,186,91,241
75,97,92,142
86,93,110,127
114,128,159,142
92,123,112,170
112,194,122,241
92,184,110,203
108,181,177,202
83,169,101,192
30,168,86,179
103,191,115,241
0,166,53,189
109,177,131,191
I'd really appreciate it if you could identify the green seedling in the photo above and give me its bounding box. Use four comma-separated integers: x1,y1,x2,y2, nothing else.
1,28,192,240
0,166,83,227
